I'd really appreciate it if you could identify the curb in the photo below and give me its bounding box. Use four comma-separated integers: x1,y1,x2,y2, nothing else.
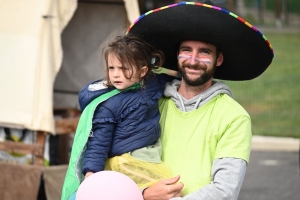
251,135,299,152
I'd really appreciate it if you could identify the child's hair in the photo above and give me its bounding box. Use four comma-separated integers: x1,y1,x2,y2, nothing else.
103,34,165,87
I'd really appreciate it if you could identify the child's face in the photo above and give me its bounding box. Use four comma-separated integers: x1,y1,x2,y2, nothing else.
108,53,147,90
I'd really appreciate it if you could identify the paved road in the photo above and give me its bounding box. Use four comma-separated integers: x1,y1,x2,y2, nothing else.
239,151,300,200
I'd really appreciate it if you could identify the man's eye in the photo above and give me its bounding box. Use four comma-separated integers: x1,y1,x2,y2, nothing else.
201,50,210,54
181,48,190,52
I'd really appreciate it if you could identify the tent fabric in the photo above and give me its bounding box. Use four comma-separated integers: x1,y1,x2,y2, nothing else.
124,0,140,23
53,2,129,109
0,161,44,200
43,165,68,200
53,1,140,109
0,0,77,133
0,162,68,200
0,0,140,134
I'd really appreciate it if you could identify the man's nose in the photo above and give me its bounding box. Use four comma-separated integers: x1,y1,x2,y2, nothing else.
190,53,199,65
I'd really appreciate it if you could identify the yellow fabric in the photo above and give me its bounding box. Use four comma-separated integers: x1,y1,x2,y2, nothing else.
159,94,252,195
105,153,173,189
0,0,77,133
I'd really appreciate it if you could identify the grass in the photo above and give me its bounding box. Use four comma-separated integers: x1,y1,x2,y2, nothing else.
245,0,300,14
221,33,300,138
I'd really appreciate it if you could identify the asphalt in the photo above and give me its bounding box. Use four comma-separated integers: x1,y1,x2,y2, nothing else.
251,135,299,152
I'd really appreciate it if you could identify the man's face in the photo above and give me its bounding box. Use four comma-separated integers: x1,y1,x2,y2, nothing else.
177,40,223,86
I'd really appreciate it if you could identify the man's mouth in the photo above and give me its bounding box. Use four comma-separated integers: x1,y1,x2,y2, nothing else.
185,66,206,73
183,63,206,71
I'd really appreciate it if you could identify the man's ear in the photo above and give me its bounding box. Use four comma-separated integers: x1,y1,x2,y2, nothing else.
216,52,224,67
140,66,148,78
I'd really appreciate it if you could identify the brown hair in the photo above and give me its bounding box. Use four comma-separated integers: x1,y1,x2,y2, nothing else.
103,34,164,87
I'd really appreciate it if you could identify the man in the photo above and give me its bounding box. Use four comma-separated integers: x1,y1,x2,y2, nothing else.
128,0,274,199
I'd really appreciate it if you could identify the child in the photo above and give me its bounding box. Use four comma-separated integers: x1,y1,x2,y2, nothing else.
61,34,178,200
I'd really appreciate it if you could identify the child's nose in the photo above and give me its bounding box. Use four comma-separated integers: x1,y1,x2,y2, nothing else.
113,70,120,77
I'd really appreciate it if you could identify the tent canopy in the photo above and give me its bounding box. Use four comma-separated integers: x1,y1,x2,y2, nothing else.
0,0,140,133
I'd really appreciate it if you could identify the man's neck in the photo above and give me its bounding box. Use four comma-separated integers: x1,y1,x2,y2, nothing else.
178,79,213,100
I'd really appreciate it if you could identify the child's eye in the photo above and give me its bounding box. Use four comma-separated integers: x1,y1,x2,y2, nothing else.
108,66,114,70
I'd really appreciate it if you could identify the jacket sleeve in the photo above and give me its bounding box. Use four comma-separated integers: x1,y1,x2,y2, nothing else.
81,105,116,175
156,73,178,86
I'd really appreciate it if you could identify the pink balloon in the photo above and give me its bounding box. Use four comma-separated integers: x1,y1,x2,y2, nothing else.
76,171,143,200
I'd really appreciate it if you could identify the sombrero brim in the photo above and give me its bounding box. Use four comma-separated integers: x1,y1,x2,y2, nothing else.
127,1,274,81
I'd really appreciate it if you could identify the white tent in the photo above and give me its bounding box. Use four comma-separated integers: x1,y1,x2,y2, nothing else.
0,0,140,134
0,2,141,199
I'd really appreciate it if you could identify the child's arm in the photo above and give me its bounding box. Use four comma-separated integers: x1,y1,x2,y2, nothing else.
154,67,181,78
164,69,180,78
81,107,115,177
85,172,94,179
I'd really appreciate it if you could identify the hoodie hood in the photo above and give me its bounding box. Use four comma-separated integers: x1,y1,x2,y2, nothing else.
164,79,233,112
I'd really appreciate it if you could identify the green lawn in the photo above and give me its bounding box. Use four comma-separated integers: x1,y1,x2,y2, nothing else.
222,33,300,138
245,0,300,14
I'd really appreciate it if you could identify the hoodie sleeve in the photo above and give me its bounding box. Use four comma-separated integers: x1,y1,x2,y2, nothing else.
81,104,116,175
170,158,247,200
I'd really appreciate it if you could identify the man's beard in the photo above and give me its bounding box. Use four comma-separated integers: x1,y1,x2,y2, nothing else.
178,62,217,86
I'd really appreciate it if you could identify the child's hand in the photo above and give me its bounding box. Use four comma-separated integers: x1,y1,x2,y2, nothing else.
85,172,94,179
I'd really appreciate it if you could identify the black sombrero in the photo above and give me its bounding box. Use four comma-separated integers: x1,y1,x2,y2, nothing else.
127,0,274,81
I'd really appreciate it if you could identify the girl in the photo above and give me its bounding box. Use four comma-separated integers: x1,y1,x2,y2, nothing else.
76,34,178,192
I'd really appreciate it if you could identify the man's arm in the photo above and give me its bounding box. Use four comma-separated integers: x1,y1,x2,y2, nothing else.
143,158,247,200
171,158,247,200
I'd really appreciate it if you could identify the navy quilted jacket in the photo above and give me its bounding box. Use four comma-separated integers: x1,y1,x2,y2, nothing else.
80,73,175,175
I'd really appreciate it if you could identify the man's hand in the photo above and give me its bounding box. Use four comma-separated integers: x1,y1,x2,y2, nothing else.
143,175,184,200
